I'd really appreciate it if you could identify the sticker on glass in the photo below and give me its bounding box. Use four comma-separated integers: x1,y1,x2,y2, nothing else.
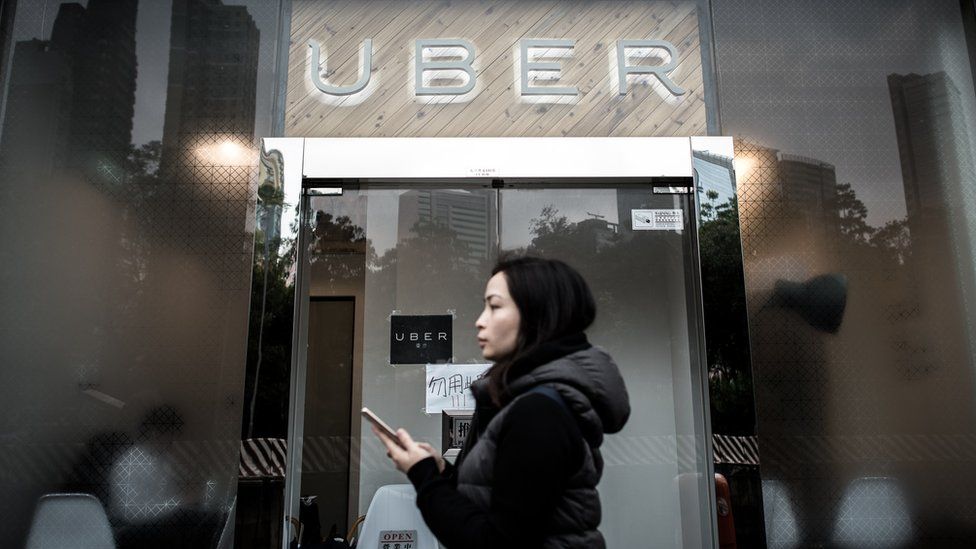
379,529,416,549
632,209,683,231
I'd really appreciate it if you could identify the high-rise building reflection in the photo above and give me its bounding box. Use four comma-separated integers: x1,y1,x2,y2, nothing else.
0,0,138,181
397,189,494,262
889,72,975,247
778,154,840,251
64,0,138,179
0,0,266,546
161,0,260,174
889,71,975,375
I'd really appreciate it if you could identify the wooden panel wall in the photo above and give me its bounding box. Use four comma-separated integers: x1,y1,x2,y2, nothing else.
286,0,706,137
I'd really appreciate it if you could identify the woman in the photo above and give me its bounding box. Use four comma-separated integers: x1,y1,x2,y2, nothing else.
373,256,630,548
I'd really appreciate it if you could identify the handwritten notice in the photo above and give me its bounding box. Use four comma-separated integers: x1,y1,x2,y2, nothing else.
425,363,490,413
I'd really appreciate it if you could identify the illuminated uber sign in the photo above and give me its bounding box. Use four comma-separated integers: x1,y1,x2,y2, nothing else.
309,38,686,99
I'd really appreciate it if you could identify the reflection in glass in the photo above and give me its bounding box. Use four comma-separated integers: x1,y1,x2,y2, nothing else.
832,477,912,549
761,480,799,549
359,189,496,515
294,188,497,539
714,0,976,545
293,185,712,548
0,0,281,547
501,188,710,548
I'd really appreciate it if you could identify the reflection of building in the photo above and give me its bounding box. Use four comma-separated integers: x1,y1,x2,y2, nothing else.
693,150,736,208
258,145,285,244
889,71,976,372
0,39,72,173
63,0,138,176
778,154,840,247
730,141,841,263
0,0,137,179
889,72,974,253
161,0,260,172
577,217,619,250
398,190,493,261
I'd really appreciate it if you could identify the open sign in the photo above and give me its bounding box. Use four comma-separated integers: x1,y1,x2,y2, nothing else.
379,529,416,549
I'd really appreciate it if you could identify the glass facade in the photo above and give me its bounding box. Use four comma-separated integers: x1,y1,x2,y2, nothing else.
0,0,283,547
289,181,713,548
0,0,975,547
712,0,976,546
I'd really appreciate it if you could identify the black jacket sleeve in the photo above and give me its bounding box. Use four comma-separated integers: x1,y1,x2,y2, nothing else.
407,393,584,549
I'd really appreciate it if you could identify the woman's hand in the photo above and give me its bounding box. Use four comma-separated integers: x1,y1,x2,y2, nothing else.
372,426,433,474
417,442,446,473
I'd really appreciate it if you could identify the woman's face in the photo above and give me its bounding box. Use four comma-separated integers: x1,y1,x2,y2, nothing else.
476,272,521,361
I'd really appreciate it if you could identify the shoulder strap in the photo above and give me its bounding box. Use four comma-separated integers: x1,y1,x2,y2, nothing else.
525,385,570,414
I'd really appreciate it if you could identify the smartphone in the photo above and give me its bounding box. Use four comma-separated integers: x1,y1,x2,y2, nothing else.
361,407,405,448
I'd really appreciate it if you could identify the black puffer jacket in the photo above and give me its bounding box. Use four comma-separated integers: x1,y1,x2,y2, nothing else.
407,340,630,549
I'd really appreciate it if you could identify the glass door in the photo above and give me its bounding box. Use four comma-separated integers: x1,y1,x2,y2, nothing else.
285,181,714,548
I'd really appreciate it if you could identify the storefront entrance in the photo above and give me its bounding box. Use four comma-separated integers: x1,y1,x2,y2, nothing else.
281,138,722,548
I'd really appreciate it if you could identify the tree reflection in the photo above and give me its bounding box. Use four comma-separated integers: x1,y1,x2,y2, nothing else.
515,202,660,379
309,211,374,282
699,193,755,435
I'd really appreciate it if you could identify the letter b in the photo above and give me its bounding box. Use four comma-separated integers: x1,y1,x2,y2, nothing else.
416,39,476,95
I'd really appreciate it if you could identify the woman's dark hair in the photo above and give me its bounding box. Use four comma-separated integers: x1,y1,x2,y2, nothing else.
484,256,596,404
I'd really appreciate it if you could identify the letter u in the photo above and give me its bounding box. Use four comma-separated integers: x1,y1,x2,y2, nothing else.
309,39,372,96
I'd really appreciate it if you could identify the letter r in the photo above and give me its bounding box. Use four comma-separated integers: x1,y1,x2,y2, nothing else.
616,40,685,96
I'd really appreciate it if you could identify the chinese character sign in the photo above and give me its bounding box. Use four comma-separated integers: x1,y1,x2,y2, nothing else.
378,530,416,549
425,363,490,413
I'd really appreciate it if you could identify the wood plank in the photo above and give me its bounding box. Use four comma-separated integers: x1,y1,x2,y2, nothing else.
368,0,546,136
418,2,577,137
335,1,488,136
506,0,681,137
557,5,700,137
453,0,632,137
539,2,700,136
608,11,705,136
285,0,707,138
418,1,579,137
296,1,469,135
312,0,465,134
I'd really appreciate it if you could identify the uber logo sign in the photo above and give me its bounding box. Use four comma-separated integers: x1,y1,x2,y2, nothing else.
309,38,686,99
390,315,453,364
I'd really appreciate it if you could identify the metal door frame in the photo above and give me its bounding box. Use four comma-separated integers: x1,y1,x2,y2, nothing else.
268,136,728,549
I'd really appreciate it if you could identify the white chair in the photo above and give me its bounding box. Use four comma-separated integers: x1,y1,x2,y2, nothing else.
356,484,438,549
762,480,800,549
832,477,912,548
25,493,116,549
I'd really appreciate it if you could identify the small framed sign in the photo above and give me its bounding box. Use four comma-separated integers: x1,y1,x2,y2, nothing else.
442,409,474,464
442,410,473,450
390,314,452,364
378,529,416,549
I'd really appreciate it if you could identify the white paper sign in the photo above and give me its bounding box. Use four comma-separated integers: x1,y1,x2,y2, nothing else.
378,529,416,549
425,363,490,413
632,208,684,231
